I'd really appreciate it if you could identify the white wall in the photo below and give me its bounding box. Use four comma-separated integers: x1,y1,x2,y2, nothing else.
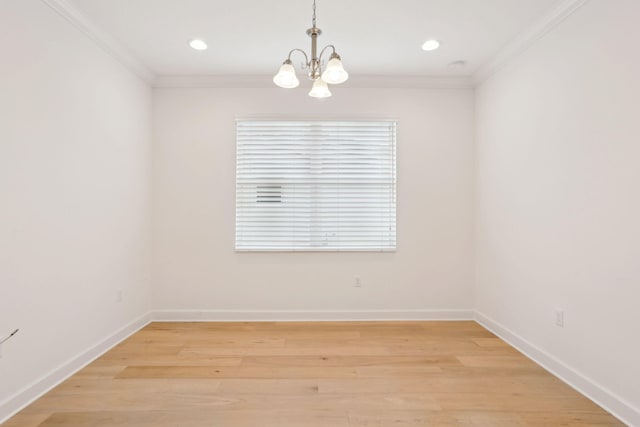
152,87,475,317
0,0,152,419
6,0,637,423
475,0,640,422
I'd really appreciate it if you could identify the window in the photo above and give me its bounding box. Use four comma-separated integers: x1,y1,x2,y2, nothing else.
236,120,396,251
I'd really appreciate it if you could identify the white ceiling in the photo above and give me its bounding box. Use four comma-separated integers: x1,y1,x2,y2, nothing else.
65,0,561,77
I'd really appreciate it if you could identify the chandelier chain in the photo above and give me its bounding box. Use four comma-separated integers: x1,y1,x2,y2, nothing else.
312,0,317,28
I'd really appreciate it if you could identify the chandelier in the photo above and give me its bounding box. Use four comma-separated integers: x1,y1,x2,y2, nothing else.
272,0,349,98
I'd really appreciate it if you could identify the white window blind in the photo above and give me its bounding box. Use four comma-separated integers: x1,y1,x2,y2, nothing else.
236,120,396,251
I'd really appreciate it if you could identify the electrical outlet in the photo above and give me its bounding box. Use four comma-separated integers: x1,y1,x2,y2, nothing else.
354,276,362,288
555,309,564,327
116,289,123,303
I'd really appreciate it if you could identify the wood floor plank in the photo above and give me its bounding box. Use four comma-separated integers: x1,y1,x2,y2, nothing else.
116,365,358,379
4,321,624,426
236,345,393,356
433,392,611,413
0,413,52,427
318,376,576,396
240,355,463,368
456,355,540,368
94,352,244,367
214,379,321,395
72,365,127,379
471,337,511,348
348,410,459,426
37,410,351,427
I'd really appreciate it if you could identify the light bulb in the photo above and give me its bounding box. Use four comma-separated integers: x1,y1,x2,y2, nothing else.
308,79,331,98
321,57,349,85
273,62,299,88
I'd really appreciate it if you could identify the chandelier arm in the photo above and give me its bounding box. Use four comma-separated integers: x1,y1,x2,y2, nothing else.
318,44,337,64
287,48,310,68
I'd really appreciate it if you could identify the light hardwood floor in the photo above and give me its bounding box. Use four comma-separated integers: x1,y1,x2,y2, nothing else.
4,321,623,426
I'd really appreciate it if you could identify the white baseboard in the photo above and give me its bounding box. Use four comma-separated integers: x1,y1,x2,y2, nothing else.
0,312,152,424
153,309,474,322
475,311,639,427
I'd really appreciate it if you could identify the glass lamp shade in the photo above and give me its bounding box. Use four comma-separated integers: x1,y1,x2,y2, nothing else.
321,57,349,84
308,78,332,98
273,63,300,88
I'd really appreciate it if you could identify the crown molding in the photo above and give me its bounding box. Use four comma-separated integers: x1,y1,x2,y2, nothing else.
40,0,155,84
473,0,590,85
153,74,474,90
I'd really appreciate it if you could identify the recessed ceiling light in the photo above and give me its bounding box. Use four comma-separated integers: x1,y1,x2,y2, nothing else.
421,39,440,51
189,39,208,51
